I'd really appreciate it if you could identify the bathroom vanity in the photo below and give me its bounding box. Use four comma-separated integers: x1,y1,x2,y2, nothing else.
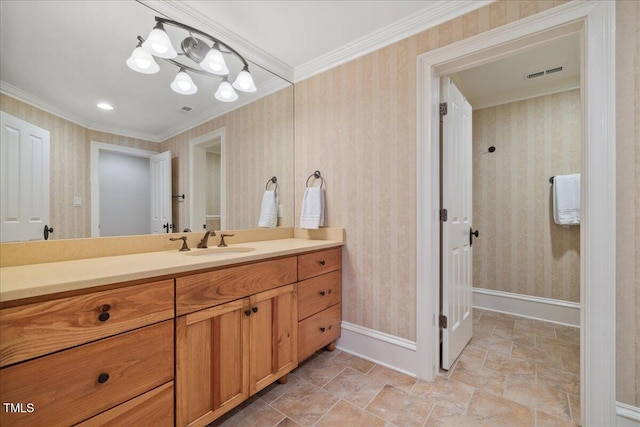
0,230,343,427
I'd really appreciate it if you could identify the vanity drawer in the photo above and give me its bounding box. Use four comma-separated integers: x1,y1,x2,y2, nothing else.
298,303,341,361
298,270,341,321
0,320,174,427
0,279,175,367
176,256,297,315
76,381,174,427
297,247,341,281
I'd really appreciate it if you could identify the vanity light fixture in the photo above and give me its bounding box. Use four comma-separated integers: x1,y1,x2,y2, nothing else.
127,16,256,101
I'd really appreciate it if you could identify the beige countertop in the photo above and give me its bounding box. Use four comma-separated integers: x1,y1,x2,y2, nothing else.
0,238,343,303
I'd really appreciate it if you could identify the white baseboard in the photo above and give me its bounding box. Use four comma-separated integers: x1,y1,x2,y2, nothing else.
336,321,417,377
473,288,580,327
617,402,640,426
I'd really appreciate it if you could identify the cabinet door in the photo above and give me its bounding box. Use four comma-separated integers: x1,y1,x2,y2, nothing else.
249,284,298,394
176,299,250,427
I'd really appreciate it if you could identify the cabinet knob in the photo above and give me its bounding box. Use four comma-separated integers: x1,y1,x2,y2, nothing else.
97,373,110,384
98,312,110,322
319,260,326,266
320,327,326,332
245,310,252,317
252,307,259,313
319,291,326,296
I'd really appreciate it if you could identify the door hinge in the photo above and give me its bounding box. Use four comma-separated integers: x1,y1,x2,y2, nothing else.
439,102,448,116
439,314,448,329
440,208,448,222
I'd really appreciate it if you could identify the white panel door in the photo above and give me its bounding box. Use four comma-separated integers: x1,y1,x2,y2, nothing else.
0,111,50,242
150,150,172,234
441,77,474,370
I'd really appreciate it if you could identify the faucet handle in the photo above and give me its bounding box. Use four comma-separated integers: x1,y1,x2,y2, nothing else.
170,236,190,251
218,233,234,247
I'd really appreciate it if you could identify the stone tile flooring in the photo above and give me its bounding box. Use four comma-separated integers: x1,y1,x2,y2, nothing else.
210,309,580,427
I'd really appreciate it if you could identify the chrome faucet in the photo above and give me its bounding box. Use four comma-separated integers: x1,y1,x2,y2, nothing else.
198,230,216,248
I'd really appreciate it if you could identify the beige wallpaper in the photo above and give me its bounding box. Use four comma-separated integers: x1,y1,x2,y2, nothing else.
0,94,158,240
616,0,640,407
160,86,294,232
472,90,581,302
295,0,638,406
295,0,566,343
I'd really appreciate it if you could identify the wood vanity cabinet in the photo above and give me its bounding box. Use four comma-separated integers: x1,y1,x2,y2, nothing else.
297,247,343,360
175,258,298,427
0,279,175,427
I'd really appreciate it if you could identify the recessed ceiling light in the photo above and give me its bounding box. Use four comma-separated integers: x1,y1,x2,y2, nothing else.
97,102,114,111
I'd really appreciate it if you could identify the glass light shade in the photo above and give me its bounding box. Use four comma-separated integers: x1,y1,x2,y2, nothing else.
142,24,177,59
232,69,257,92
126,46,160,74
214,80,238,102
199,45,229,75
170,70,198,95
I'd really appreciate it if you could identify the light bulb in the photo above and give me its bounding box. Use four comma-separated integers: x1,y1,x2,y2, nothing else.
126,45,159,74
232,68,257,92
199,44,229,75
141,22,177,59
170,69,198,95
214,79,238,102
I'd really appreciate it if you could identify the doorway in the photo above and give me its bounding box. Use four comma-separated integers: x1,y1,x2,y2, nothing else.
416,2,616,425
189,128,226,232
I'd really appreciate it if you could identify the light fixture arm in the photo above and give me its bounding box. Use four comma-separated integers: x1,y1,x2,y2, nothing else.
136,35,211,77
152,17,249,69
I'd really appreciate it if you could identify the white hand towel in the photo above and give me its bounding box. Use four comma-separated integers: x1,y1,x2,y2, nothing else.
258,190,278,228
553,173,580,225
300,187,325,229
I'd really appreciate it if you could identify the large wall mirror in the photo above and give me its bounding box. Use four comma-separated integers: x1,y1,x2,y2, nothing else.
0,0,293,242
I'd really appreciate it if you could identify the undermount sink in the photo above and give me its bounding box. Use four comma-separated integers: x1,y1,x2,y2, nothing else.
185,247,255,257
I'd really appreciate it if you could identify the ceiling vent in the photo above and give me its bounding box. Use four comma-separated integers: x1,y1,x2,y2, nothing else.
180,106,193,112
524,65,565,80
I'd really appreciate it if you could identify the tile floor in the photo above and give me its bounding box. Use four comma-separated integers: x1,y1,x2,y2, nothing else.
209,309,580,427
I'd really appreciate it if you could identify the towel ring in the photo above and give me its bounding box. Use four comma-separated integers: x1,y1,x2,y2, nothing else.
265,176,278,192
306,170,324,188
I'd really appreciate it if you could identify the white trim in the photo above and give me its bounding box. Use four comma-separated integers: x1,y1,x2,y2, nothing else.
472,288,580,327
416,2,616,426
336,321,417,377
90,142,158,237
617,402,640,426
189,128,227,233
294,1,493,83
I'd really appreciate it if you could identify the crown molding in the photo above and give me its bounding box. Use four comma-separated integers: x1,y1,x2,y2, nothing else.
156,76,290,142
138,0,294,83
294,0,494,82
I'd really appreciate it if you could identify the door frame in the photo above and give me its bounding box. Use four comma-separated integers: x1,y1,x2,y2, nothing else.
189,128,226,232
90,141,158,237
416,2,615,426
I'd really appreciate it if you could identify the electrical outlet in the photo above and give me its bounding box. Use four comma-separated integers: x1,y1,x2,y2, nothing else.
73,196,82,207
278,204,284,218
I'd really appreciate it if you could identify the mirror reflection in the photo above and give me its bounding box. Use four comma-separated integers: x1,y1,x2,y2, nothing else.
0,0,294,242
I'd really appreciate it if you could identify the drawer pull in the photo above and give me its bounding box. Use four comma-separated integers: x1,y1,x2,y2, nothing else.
98,304,111,322
97,373,110,384
319,260,326,266
320,327,326,332
244,310,252,317
319,291,326,296
252,307,259,313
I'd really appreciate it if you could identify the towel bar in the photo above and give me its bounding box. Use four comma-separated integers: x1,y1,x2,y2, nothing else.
306,170,324,188
549,176,555,184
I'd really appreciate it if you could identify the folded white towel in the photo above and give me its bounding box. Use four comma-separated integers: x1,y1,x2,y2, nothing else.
258,190,278,228
300,187,325,229
553,173,580,225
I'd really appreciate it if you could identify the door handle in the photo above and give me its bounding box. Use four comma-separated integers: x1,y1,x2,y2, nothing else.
44,225,54,240
470,228,479,246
